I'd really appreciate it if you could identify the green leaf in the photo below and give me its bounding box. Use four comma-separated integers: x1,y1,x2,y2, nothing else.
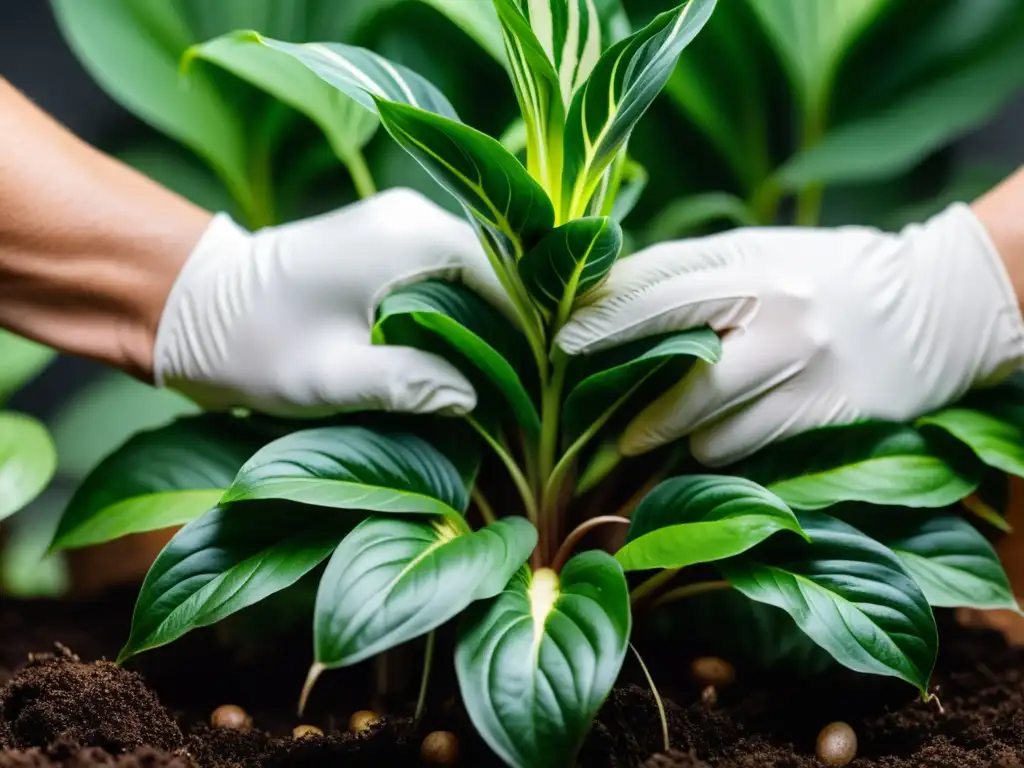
51,0,250,206
456,552,630,768
645,192,756,243
374,280,540,437
746,0,887,113
223,426,468,518
720,510,937,692
0,331,54,403
616,475,805,572
918,408,1024,479
776,35,1024,189
119,501,353,660
493,0,565,194
562,0,715,217
0,413,57,523
734,422,979,510
610,159,648,223
52,415,265,551
244,34,460,120
312,515,536,668
518,217,623,318
562,328,721,443
375,100,555,255
183,32,379,166
836,507,1017,611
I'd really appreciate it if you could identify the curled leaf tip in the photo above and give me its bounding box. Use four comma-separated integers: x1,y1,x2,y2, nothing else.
298,662,326,716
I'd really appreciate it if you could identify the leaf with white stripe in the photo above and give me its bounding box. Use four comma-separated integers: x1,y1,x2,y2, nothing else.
243,32,459,121
375,100,555,256
519,216,622,320
562,0,716,218
518,0,605,106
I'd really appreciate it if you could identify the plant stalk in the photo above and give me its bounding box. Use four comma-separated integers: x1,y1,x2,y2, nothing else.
631,643,670,753
630,568,680,605
414,631,435,721
650,579,731,610
345,148,377,199
466,417,538,524
794,104,826,227
471,486,498,526
551,515,629,573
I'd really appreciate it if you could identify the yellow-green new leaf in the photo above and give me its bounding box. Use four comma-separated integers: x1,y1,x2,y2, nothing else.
562,0,715,218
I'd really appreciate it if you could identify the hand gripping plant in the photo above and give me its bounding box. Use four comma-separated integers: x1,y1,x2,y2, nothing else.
48,1,1024,766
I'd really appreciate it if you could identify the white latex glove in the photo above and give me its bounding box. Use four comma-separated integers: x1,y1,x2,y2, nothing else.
557,203,1024,467
154,189,510,417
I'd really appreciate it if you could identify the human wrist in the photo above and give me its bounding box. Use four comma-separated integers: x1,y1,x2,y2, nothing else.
973,167,1024,316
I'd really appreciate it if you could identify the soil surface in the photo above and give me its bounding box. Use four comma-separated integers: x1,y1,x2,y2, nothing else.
2,589,1024,767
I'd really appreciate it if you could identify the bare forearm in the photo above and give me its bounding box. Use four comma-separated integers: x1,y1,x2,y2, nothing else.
0,79,211,379
973,166,1024,313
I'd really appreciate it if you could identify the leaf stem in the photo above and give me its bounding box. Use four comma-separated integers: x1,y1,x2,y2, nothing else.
539,352,568,481
466,416,538,524
794,105,826,227
414,631,435,721
630,568,679,605
345,148,377,199
649,580,731,610
551,515,629,573
471,486,498,526
630,643,670,753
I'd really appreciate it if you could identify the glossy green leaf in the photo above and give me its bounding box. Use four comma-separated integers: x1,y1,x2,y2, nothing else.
562,0,715,217
375,100,555,255
0,331,54,403
616,475,805,572
456,552,630,768
918,408,1024,479
244,34,460,120
746,0,887,113
837,507,1017,610
562,328,721,443
493,0,565,195
720,511,937,692
119,502,353,660
0,413,57,523
516,0,606,106
52,415,265,551
518,217,622,317
610,159,648,223
223,426,468,518
776,35,1024,189
312,516,536,668
735,422,979,510
183,32,379,165
374,280,539,437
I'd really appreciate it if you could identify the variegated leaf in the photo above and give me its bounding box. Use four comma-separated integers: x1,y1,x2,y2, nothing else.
562,0,715,217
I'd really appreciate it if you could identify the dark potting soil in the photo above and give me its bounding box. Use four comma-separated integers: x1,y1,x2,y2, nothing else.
2,589,1024,767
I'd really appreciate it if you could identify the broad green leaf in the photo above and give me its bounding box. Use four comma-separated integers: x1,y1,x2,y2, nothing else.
223,426,468,518
312,516,536,668
518,217,622,318
456,552,630,768
616,475,805,572
375,100,555,255
0,331,54,403
374,280,540,437
184,32,378,166
776,35,1024,189
645,193,756,244
734,422,979,510
746,0,887,114
562,0,715,218
836,507,1017,611
52,415,264,551
918,408,1024,479
119,502,353,660
245,34,460,120
562,328,721,443
493,0,565,194
51,0,250,207
610,159,648,223
417,0,506,62
0,413,57,523
720,511,937,692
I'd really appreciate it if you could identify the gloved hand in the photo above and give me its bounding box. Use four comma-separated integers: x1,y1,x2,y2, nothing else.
557,203,1024,466
155,189,509,418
